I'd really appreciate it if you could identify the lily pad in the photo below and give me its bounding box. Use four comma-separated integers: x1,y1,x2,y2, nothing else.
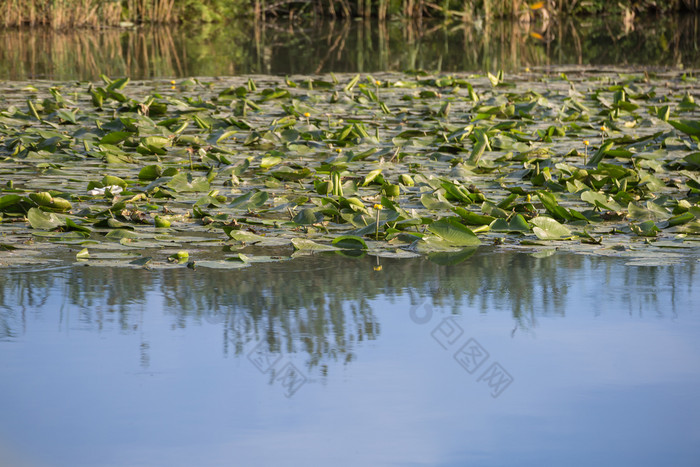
27,208,63,230
427,218,481,246
332,235,368,249
530,217,572,240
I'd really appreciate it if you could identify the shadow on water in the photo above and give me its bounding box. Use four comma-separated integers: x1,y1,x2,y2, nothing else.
0,14,697,80
1,250,696,373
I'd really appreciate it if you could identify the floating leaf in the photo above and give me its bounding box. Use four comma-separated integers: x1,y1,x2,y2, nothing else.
630,221,660,237
491,214,531,233
138,165,163,181
105,229,139,239
100,131,132,145
668,119,700,137
230,190,269,210
581,190,623,211
101,175,128,189
293,208,324,225
530,216,572,240
0,194,22,210
537,191,572,221
167,173,210,192
587,141,614,166
168,251,190,264
453,207,495,225
291,238,336,251
27,208,63,230
427,218,481,246
332,235,368,249
260,156,282,169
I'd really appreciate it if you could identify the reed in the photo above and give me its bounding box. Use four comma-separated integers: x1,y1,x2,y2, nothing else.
126,0,179,23
257,0,700,20
0,0,179,27
0,0,696,28
0,0,121,28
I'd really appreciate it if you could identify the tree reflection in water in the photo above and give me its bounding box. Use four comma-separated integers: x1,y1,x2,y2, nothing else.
0,251,696,376
0,14,697,80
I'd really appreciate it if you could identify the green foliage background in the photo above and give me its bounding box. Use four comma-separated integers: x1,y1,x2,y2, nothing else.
0,0,697,27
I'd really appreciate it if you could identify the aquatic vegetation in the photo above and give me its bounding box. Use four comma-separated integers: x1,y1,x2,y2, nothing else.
0,70,698,267
1,0,695,27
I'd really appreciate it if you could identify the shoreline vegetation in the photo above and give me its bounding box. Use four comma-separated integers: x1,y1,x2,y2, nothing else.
0,0,698,28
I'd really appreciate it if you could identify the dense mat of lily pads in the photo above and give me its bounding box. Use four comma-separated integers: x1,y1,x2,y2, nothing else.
1,69,699,267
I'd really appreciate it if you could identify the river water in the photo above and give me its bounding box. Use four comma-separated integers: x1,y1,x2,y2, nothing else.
1,251,699,466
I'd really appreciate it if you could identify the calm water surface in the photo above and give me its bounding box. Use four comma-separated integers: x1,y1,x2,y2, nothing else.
0,14,697,80
1,251,699,466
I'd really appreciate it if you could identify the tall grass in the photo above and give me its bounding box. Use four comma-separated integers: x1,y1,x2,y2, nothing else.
256,0,700,19
0,0,177,27
126,0,178,23
0,0,697,27
0,0,122,28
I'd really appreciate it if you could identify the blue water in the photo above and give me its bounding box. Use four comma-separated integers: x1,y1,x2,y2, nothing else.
0,251,698,466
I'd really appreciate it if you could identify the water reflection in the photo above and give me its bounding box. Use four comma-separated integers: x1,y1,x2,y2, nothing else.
1,251,696,371
2,251,700,466
0,14,696,80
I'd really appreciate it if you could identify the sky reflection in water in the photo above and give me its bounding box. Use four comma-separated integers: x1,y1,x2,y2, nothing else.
0,251,699,466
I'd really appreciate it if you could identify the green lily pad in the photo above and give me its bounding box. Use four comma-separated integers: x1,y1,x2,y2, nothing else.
427,218,481,246
530,216,572,240
332,235,368,249
293,208,324,225
27,208,63,230
167,173,210,192
291,238,337,251
230,190,269,210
